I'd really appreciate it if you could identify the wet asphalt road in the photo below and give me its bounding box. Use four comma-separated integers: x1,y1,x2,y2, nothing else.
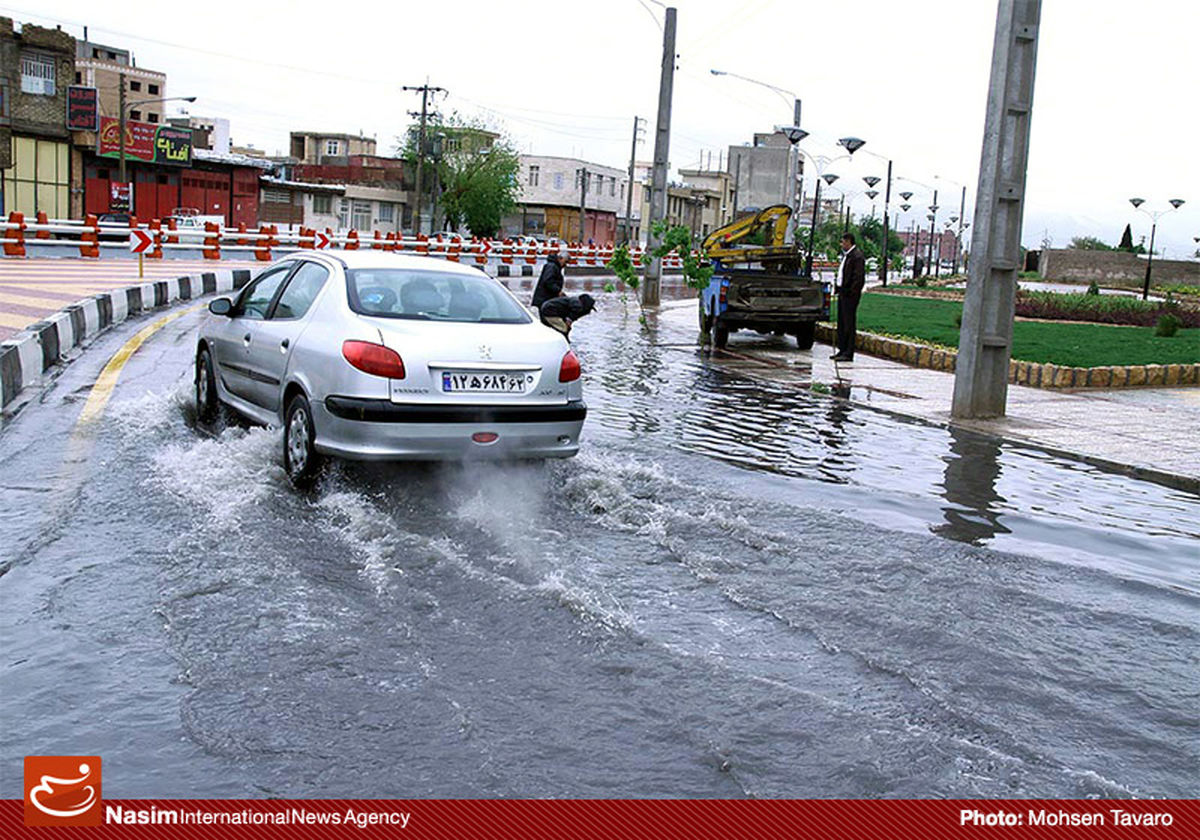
1,298,1197,798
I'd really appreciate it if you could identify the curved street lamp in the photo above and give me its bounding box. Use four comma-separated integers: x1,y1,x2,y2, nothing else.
1128,197,1187,299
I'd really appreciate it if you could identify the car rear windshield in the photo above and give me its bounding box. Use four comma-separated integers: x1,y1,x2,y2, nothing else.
346,269,531,324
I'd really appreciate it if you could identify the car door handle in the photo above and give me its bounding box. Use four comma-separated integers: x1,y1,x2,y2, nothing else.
280,338,290,353
243,333,252,345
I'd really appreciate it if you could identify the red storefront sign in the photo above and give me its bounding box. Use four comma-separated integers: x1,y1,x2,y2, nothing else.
97,118,193,166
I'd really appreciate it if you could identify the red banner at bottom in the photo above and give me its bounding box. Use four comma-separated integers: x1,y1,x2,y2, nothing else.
2,798,1196,839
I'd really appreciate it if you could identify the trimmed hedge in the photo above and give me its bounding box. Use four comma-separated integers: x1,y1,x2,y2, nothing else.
1014,291,1200,327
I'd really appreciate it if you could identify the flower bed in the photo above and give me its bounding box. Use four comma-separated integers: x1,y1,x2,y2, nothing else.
1014,291,1200,328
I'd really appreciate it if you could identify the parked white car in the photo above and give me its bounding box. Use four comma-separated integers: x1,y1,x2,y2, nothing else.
195,252,586,485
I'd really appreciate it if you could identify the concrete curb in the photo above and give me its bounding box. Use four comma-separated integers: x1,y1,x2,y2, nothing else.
0,268,255,412
815,323,1200,389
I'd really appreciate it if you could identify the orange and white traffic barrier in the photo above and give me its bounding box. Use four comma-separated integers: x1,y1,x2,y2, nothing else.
3,212,26,257
202,221,221,260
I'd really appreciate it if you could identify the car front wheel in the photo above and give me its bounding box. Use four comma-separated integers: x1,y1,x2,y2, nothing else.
195,347,219,423
284,393,322,487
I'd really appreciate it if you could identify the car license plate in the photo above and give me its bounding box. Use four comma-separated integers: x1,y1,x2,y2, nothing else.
441,371,532,393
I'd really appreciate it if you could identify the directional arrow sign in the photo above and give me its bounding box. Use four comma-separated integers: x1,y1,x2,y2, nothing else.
315,231,330,249
128,229,153,253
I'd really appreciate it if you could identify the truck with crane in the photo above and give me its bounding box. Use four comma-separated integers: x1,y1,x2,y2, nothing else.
698,205,831,350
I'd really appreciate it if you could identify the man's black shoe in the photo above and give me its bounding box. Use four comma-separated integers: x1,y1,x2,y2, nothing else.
829,352,841,359
831,354,854,362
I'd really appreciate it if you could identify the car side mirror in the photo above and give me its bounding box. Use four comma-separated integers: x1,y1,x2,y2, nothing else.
209,297,233,316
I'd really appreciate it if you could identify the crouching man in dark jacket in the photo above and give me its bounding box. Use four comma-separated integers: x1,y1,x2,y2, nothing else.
539,293,596,338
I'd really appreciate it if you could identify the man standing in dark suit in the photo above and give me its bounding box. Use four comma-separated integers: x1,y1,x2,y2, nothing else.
832,232,865,362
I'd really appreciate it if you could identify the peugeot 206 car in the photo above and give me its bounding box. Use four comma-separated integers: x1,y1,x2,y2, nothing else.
195,251,586,485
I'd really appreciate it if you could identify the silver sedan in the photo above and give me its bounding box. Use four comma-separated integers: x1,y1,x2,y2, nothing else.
195,251,586,485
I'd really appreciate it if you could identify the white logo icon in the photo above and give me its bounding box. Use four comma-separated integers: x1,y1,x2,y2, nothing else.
29,762,98,818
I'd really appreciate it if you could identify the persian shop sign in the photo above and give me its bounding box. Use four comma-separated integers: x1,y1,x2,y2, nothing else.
67,85,99,131
97,117,193,166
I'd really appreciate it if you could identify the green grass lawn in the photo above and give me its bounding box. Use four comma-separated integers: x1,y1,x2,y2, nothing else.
834,293,1200,367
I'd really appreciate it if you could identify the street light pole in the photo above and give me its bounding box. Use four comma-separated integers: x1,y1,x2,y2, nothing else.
927,189,939,278
624,116,643,244
1129,198,1186,299
117,83,197,211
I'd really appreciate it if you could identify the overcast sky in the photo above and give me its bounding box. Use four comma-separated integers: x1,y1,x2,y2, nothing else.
9,0,1198,256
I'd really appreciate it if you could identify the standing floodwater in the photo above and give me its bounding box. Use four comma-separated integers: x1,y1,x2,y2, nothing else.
1,301,1196,798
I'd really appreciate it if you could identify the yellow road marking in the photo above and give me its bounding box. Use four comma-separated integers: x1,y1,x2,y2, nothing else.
76,304,204,428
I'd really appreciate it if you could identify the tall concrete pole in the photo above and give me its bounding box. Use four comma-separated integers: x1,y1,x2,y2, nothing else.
414,87,429,235
577,167,589,243
952,0,1042,419
643,6,677,307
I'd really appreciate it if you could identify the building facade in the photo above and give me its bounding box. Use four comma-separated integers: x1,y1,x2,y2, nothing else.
727,131,801,215
506,154,628,244
289,131,376,165
0,17,74,218
170,115,230,154
74,38,168,126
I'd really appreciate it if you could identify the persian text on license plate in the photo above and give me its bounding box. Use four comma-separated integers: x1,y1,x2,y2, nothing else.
442,371,533,393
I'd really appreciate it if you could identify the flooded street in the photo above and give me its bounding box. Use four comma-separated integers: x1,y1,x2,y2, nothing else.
1,298,1197,798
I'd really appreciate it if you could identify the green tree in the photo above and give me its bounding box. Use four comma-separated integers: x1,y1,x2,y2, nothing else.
1069,235,1113,251
398,114,521,238
1118,223,1134,251
606,220,713,326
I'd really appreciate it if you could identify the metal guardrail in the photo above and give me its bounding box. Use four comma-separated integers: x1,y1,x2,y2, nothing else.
0,212,696,269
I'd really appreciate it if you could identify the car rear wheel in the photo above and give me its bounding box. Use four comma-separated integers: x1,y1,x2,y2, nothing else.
195,347,219,423
284,393,322,488
795,322,816,350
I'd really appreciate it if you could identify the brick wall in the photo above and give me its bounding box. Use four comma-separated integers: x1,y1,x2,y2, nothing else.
1040,249,1200,285
1,17,75,140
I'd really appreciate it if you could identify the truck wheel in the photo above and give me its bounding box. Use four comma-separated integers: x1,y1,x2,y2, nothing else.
712,322,729,350
795,323,816,350
699,301,713,344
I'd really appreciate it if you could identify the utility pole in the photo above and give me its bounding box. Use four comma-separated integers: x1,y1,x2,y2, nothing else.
577,167,589,243
117,72,127,196
789,97,802,244
953,0,1042,419
402,81,446,235
643,6,677,307
880,159,893,285
624,116,644,245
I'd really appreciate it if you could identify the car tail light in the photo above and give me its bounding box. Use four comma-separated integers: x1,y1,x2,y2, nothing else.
342,340,406,379
718,281,728,303
559,350,581,383
472,432,499,444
